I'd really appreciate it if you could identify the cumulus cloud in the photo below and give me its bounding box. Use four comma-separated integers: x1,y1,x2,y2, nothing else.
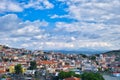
55,22,105,32
54,21,120,50
18,40,113,50
50,14,69,19
0,14,119,50
15,25,41,36
0,14,49,49
52,0,120,50
0,0,23,13
0,14,20,31
58,0,120,23
0,0,120,51
0,0,54,13
24,0,54,10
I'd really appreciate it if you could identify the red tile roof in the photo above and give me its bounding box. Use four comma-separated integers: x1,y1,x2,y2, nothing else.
65,77,81,80
0,70,6,74
37,60,57,65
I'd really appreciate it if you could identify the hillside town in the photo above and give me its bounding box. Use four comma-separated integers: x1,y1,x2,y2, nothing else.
0,45,120,80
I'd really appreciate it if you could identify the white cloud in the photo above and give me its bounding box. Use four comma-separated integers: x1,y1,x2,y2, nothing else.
0,14,50,49
54,21,120,50
55,22,105,32
0,0,23,13
71,37,76,41
21,43,29,48
58,0,120,24
50,14,61,19
17,40,113,50
16,25,41,35
0,0,54,13
0,14,20,31
50,14,69,19
0,13,119,50
23,0,54,10
0,0,120,51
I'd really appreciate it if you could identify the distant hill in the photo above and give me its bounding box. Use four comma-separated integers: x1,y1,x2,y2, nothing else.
0,44,120,56
50,50,106,55
102,50,120,57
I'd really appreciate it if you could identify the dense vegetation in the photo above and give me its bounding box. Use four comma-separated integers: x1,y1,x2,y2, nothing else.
103,50,120,56
81,72,105,80
58,71,81,79
58,71,104,80
28,61,37,70
15,64,23,74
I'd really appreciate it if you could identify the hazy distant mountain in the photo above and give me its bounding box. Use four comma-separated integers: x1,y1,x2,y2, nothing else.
52,50,107,54
1,44,120,55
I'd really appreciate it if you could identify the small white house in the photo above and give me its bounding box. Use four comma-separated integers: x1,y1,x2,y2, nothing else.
24,70,36,75
112,72,120,77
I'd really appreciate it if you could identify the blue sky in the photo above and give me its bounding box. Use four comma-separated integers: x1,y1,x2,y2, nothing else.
0,0,120,51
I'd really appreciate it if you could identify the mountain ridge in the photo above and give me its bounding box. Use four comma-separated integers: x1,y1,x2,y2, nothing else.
0,44,120,55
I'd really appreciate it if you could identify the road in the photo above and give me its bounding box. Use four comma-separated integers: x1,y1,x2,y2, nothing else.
103,75,120,80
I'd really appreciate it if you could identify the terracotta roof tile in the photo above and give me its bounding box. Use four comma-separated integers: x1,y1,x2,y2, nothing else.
37,60,57,65
65,77,81,80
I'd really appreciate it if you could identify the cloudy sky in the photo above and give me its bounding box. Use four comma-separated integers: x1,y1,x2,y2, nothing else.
0,0,120,51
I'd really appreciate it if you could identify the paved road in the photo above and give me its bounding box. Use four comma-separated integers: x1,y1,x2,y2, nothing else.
38,76,46,80
103,75,120,80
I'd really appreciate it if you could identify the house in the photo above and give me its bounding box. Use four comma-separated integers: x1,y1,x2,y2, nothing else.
9,64,26,73
9,64,15,73
37,60,58,73
0,66,6,74
62,65,74,71
70,69,82,74
75,62,81,68
24,70,36,75
37,60,58,68
112,72,120,77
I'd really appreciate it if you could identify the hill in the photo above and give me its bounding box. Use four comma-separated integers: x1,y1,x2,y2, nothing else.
102,50,120,57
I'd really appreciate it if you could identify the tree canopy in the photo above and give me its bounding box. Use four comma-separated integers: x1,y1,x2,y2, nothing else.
81,72,105,80
90,56,96,60
15,64,23,74
28,61,37,70
58,71,81,79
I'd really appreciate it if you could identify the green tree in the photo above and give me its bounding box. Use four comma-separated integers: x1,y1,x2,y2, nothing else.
74,74,81,78
2,75,7,78
58,71,80,79
90,56,96,60
98,67,102,71
29,61,37,70
81,54,87,58
58,71,66,79
15,64,23,74
81,72,104,80
66,71,75,78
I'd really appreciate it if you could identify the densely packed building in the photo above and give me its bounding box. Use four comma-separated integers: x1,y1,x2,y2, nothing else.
0,45,120,77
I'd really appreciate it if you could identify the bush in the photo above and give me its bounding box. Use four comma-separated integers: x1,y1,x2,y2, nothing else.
58,71,81,79
2,75,7,78
81,72,105,80
74,74,81,78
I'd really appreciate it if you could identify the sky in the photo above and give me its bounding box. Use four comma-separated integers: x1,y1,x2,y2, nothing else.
0,0,120,51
